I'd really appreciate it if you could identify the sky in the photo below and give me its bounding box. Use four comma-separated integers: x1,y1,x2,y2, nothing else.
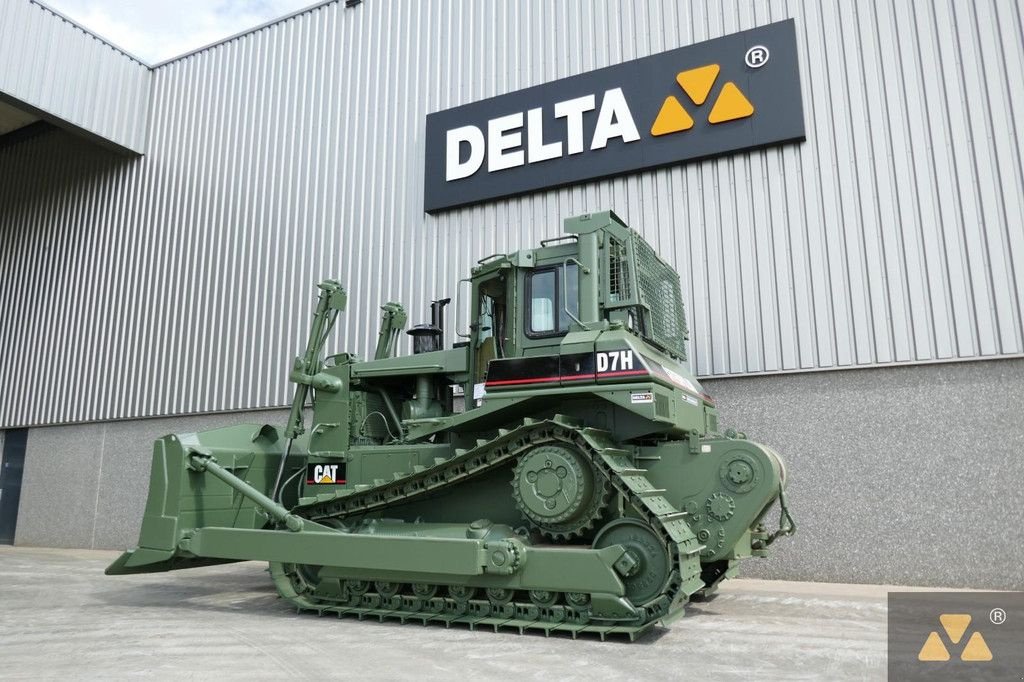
45,0,318,64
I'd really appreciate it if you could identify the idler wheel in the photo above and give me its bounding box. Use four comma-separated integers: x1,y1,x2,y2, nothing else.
511,443,608,539
290,564,321,592
593,519,671,606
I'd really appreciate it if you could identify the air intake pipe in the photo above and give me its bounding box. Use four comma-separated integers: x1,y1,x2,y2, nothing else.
431,298,451,345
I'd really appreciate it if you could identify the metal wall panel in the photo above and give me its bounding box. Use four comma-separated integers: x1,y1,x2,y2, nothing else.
0,0,149,152
1,0,1023,428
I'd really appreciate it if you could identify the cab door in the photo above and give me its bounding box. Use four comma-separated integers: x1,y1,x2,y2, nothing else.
466,268,514,406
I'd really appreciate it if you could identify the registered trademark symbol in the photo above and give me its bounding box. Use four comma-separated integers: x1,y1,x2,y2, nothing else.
745,45,770,68
990,607,1006,625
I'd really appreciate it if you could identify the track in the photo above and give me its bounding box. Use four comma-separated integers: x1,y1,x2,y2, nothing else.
270,415,705,640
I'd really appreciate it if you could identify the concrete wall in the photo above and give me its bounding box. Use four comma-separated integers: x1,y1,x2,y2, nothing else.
15,409,286,551
703,357,1024,590
14,358,1024,589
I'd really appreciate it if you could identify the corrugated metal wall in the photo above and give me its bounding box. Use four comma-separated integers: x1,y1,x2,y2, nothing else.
1,0,1023,428
0,0,149,152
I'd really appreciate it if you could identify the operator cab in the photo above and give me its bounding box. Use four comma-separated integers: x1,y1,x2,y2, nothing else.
463,210,691,409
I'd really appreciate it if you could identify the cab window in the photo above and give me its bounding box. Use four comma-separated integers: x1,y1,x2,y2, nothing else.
527,264,578,336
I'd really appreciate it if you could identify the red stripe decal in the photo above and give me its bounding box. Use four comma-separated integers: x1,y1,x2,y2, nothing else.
486,369,650,387
598,369,649,378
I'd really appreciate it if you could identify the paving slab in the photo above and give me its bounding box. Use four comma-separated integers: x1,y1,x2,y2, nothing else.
0,546,902,680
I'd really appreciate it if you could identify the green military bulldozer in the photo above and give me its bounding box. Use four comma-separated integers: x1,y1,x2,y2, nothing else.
108,211,795,640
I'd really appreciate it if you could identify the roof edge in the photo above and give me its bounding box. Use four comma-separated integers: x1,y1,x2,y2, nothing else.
29,0,151,67
149,0,348,70
29,0,357,72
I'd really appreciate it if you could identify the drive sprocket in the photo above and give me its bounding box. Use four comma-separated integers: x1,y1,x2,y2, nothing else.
510,442,609,540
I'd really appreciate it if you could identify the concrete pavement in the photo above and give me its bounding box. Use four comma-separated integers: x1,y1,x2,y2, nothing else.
0,546,893,680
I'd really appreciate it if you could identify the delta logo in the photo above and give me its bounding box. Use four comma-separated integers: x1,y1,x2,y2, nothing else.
306,463,346,485
444,64,757,182
424,20,804,212
917,613,993,662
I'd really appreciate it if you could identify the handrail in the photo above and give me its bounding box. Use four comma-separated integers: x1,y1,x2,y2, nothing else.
562,257,589,329
477,253,505,265
454,277,473,338
354,364,443,374
540,235,578,247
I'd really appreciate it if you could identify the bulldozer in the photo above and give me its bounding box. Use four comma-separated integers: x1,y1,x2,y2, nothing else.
108,210,795,640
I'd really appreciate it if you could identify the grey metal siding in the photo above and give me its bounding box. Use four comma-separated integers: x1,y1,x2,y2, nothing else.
1,0,1022,428
0,1,150,152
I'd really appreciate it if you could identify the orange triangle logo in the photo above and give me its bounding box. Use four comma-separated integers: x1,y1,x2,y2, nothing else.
960,632,993,661
650,96,694,136
707,82,755,123
939,614,971,644
918,631,950,661
918,613,994,663
650,65,756,135
676,64,720,105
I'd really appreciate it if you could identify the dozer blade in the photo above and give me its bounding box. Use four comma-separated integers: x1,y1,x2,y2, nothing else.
106,423,293,575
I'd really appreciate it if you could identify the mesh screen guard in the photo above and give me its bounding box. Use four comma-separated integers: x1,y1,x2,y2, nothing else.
630,234,689,360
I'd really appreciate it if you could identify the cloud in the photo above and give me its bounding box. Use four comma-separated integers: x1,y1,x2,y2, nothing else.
44,0,317,63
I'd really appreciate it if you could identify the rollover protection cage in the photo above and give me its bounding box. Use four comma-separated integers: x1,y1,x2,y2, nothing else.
605,226,689,361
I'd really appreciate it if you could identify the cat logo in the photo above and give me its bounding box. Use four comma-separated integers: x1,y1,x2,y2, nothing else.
651,64,755,136
917,614,993,662
306,463,347,485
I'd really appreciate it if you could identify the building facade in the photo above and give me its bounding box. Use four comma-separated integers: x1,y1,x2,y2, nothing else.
1,0,1022,588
